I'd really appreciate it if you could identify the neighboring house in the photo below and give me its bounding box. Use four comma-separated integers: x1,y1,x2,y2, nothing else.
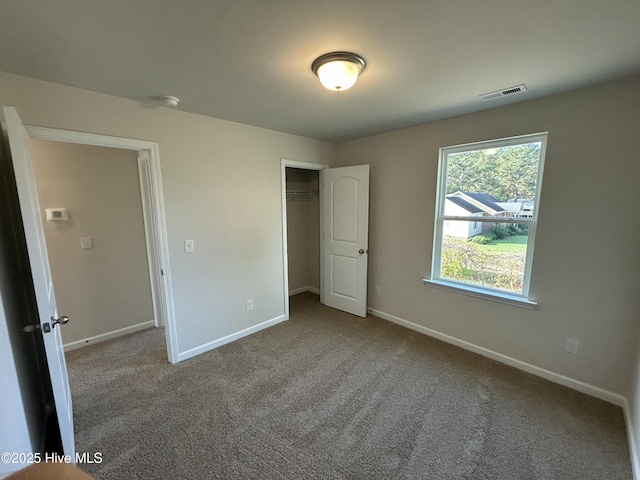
2,64,640,479
497,201,524,215
444,191,510,238
450,191,507,216
443,195,484,238
497,199,535,218
444,192,537,238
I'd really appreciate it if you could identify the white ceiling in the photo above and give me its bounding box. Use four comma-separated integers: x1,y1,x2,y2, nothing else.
1,0,639,143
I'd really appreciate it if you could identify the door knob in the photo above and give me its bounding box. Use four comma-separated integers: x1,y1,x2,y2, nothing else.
358,249,365,254
51,315,70,328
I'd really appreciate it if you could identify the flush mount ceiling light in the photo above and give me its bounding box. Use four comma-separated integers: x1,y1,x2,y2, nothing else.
159,95,180,107
311,51,366,92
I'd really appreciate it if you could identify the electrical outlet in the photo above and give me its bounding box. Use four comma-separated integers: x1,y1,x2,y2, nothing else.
80,237,93,250
374,285,381,296
565,338,579,354
246,299,253,311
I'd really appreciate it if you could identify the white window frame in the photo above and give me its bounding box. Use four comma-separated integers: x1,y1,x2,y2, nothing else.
424,132,548,309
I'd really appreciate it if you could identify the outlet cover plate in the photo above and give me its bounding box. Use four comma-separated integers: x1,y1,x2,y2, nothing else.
565,338,579,354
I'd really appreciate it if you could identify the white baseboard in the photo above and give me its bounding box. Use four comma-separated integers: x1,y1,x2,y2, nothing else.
623,398,640,480
177,314,287,363
63,320,155,352
368,308,626,407
289,286,320,296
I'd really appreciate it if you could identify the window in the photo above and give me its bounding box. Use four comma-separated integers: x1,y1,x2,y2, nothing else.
427,132,547,307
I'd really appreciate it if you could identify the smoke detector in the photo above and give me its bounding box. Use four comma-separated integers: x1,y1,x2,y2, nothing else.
478,84,527,101
159,95,180,107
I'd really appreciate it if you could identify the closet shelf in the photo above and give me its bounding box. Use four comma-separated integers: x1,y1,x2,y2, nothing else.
286,190,311,201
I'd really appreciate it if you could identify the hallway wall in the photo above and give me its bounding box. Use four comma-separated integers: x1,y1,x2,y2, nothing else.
30,139,154,347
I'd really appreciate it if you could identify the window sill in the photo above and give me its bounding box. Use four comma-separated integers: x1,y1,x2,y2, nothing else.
422,279,537,309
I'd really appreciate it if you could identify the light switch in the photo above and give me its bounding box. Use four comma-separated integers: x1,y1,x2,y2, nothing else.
80,237,93,250
184,239,195,253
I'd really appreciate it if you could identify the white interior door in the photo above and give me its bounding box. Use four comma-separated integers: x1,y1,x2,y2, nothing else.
137,150,165,328
3,106,75,455
321,165,370,317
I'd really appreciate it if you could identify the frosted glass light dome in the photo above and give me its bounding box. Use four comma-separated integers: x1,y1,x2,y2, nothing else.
312,52,366,92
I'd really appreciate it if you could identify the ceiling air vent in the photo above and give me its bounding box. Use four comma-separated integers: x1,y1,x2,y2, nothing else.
479,84,527,101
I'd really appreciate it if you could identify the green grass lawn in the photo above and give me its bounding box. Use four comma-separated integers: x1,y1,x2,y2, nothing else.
479,234,528,253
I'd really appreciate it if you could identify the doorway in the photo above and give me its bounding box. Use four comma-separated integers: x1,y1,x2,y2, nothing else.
281,160,371,319
24,125,178,363
28,139,159,352
281,159,327,319
285,168,320,303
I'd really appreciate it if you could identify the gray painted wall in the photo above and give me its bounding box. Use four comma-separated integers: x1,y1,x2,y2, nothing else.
29,139,154,347
334,75,640,397
0,70,335,357
1,70,639,472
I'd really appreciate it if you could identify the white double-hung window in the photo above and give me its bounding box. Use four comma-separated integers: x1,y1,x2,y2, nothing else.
426,132,547,308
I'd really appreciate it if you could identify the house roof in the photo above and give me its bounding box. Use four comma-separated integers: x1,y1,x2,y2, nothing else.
446,196,483,214
460,192,505,213
497,202,523,212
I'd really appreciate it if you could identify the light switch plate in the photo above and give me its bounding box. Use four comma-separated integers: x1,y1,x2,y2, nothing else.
184,239,195,253
80,237,93,250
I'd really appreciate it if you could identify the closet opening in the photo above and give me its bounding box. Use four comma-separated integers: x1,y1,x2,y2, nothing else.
281,160,327,319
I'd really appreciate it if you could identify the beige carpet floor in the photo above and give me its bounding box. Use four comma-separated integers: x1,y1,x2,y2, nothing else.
66,292,632,479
